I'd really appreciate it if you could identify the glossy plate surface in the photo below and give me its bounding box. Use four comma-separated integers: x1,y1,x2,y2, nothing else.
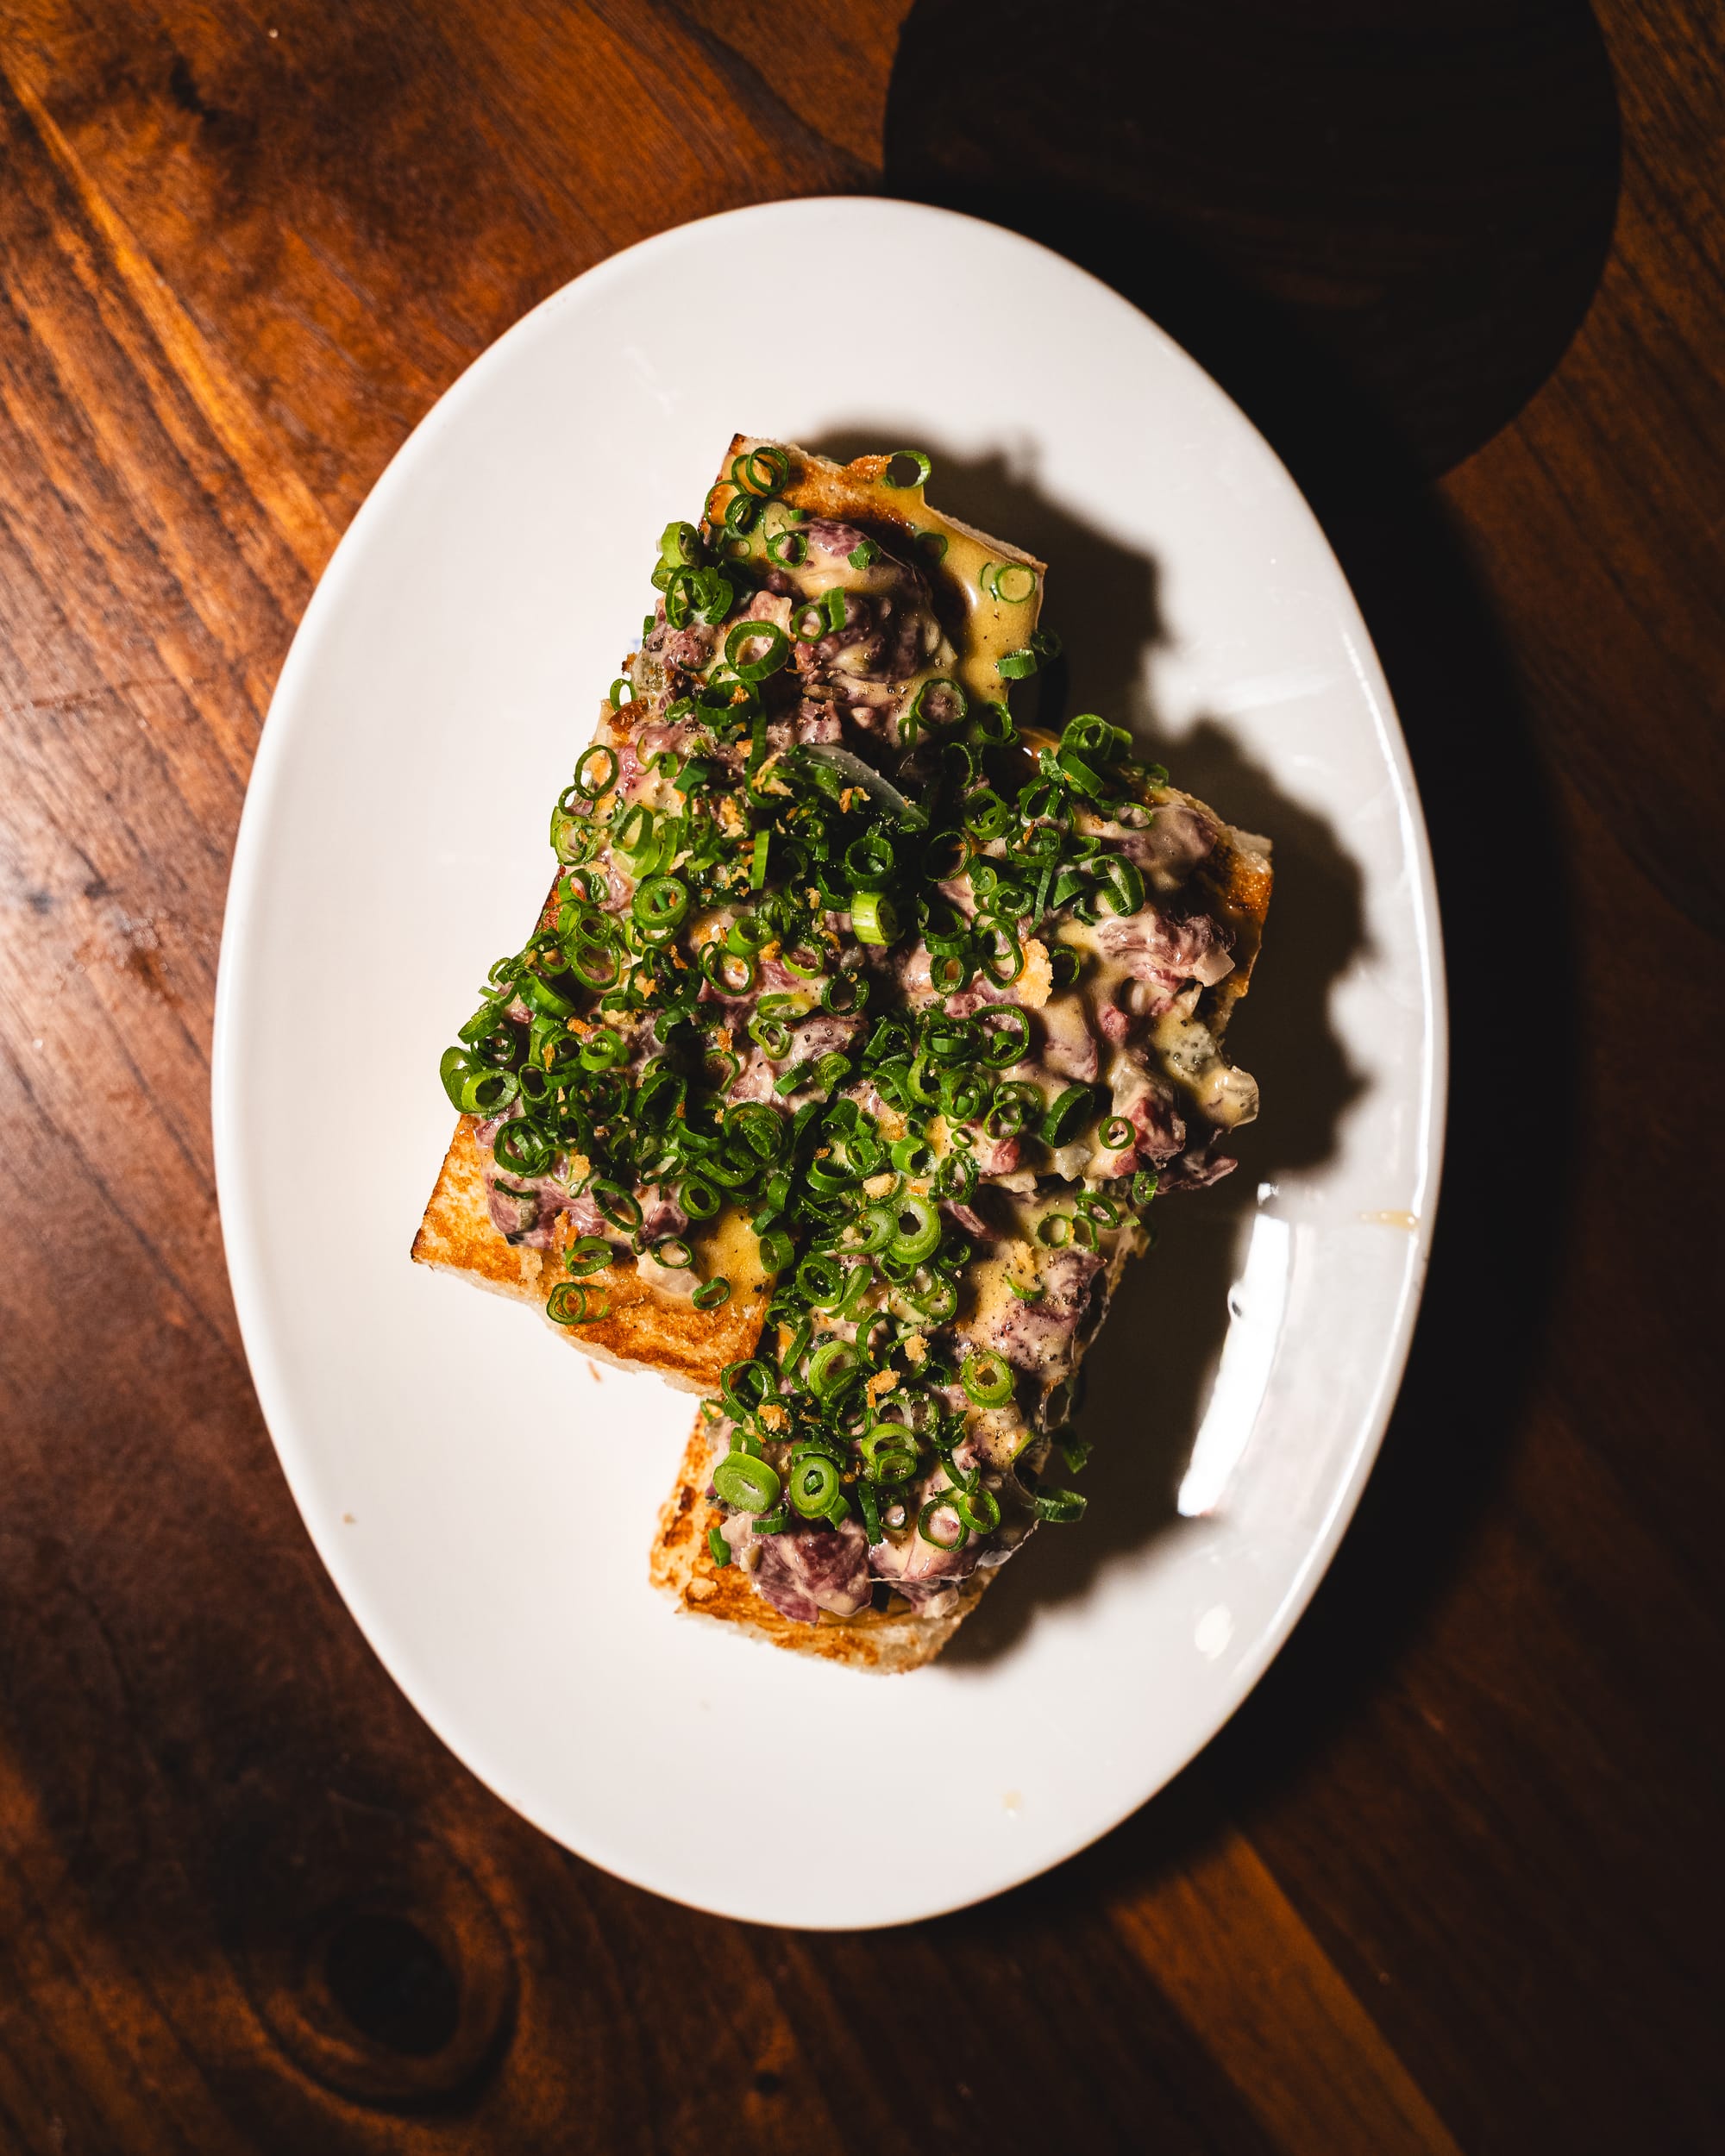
214,197,1446,1927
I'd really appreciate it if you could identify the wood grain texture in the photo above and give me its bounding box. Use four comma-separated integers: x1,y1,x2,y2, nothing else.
0,3,1720,2152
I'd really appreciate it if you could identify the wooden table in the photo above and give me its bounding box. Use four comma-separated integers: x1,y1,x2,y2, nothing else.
3,4,1719,2149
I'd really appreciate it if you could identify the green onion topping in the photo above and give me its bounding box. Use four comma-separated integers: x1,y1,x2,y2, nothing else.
437,437,1228,1589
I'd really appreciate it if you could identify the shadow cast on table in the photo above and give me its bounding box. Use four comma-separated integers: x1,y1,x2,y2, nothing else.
814,429,1370,1664
850,0,1597,1915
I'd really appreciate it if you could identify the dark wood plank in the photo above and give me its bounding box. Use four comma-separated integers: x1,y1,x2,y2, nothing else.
0,3,1720,2151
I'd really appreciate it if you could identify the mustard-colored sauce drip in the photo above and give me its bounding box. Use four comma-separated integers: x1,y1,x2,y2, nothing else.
729,437,1044,704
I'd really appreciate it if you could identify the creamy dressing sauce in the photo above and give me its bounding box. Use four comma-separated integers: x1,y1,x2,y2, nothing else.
733,437,1043,705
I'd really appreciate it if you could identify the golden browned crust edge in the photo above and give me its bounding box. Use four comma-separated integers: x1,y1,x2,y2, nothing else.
411,1120,771,1393
1199,814,1273,1037
648,1216,1145,1670
737,436,1047,575
648,1413,994,1671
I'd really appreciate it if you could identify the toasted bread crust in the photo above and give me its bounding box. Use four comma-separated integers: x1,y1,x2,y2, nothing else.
648,1184,1154,1669
761,439,1044,574
648,1413,994,1671
1198,814,1273,1035
412,1120,771,1392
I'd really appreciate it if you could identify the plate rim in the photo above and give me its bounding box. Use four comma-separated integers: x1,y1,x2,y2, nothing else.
212,193,1449,1928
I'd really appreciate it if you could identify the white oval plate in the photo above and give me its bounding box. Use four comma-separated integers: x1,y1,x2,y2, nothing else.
214,198,1445,1928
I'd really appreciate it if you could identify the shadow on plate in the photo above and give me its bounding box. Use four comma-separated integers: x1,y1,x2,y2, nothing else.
840,0,1596,1903
813,429,1370,1664
815,173,1585,1892
817,0,1605,1915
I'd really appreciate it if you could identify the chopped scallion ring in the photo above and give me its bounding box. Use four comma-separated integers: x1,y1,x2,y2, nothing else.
701,943,759,995
860,1425,919,1482
1101,858,1145,918
736,443,791,495
724,619,791,683
493,1122,552,1177
722,912,771,960
884,448,932,488
659,519,701,567
692,1276,732,1311
546,1281,609,1326
890,1135,935,1176
680,1175,721,1220
844,830,897,887
707,1525,732,1567
574,744,619,799
917,1495,969,1550
797,1255,845,1307
985,561,1038,604
1056,749,1107,799
952,1482,1002,1534
979,1007,1031,1066
904,675,968,743
850,890,898,945
889,1195,941,1266
974,916,1025,987
807,1340,861,1396
787,1454,841,1518
1039,1085,1095,1147
961,1352,1015,1407
720,1357,774,1419
631,874,688,933
593,1181,642,1229
712,1451,781,1512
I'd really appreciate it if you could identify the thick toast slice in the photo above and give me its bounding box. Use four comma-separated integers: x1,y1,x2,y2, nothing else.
411,437,1047,1392
650,1412,994,1671
648,1206,1146,1670
414,434,1270,1669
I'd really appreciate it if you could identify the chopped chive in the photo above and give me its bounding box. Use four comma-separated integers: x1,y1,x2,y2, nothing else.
443,447,1234,1592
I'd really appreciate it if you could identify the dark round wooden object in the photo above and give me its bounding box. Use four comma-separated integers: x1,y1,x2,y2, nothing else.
886,0,1621,478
